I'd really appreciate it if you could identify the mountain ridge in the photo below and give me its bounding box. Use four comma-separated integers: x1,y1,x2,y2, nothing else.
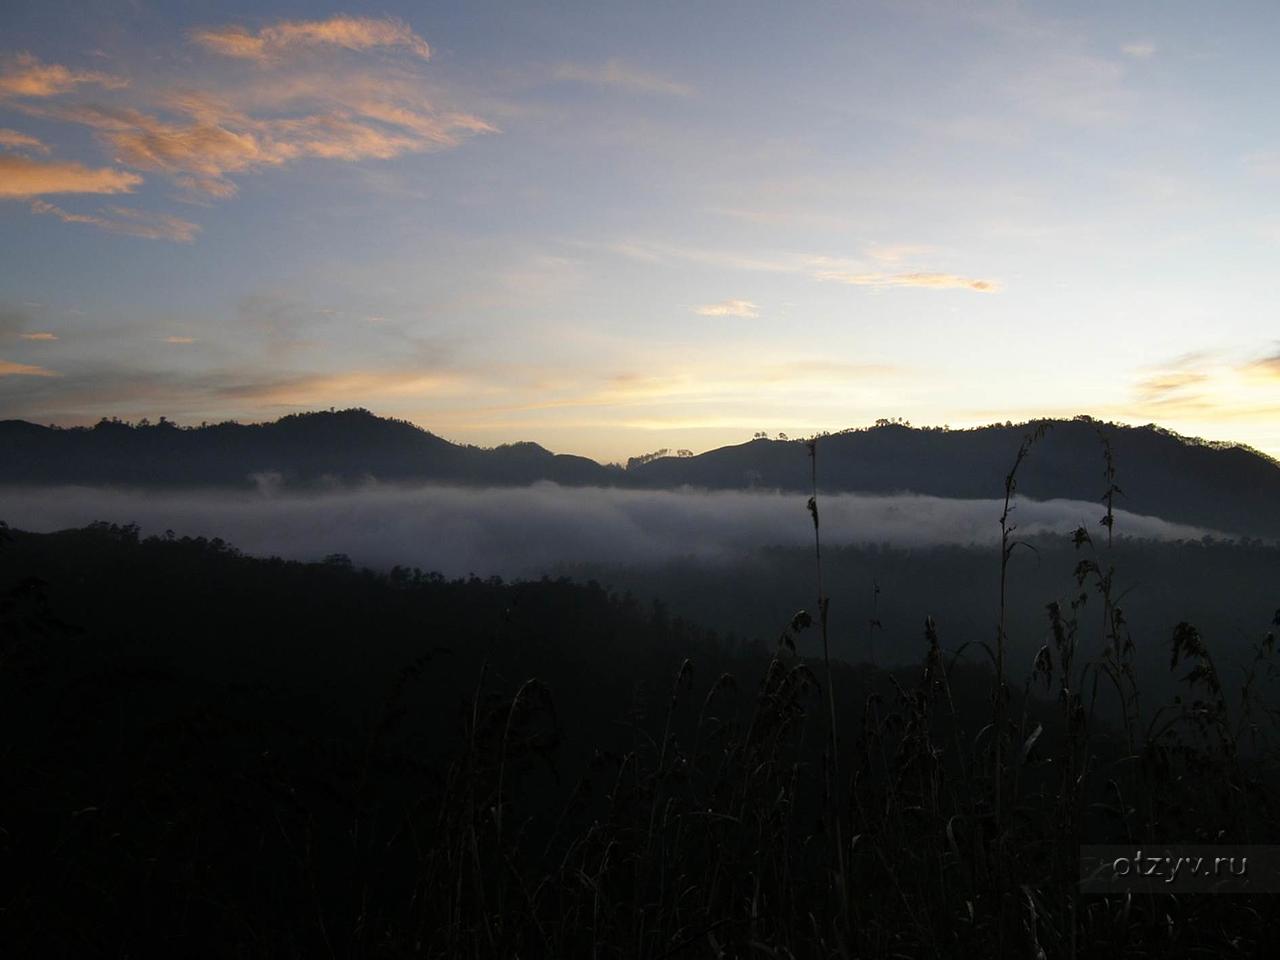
3,408,1278,538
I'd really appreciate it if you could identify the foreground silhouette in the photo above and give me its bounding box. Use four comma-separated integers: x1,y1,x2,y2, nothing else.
3,519,1278,957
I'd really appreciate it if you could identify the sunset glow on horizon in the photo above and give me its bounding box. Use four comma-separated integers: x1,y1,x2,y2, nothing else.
2,1,1278,463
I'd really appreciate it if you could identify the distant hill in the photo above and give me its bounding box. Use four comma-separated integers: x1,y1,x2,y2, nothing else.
630,418,1280,539
2,409,1278,537
0,409,614,488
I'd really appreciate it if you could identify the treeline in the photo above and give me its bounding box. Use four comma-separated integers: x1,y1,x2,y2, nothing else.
4,410,1278,538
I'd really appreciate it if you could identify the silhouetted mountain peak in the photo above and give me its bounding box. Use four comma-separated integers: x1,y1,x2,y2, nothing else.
493,441,554,457
272,408,445,442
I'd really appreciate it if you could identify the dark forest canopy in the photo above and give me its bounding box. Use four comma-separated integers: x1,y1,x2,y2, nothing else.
2,409,1279,538
4,521,1279,956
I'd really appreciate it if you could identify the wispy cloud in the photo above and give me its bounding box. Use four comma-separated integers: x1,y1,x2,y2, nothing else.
0,127,49,153
30,200,199,241
164,336,196,344
0,357,476,422
216,369,470,407
1133,369,1210,406
554,59,692,96
694,298,759,318
19,332,58,341
4,15,488,235
1244,350,1280,379
0,358,58,377
0,52,126,98
814,270,999,293
33,74,493,199
0,154,142,198
1122,348,1280,426
190,15,431,62
599,238,1001,294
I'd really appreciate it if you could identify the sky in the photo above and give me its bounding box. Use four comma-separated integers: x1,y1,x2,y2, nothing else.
1,0,1278,464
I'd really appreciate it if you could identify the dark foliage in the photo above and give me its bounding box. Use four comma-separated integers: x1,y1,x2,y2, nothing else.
3,521,1279,957
554,535,1280,707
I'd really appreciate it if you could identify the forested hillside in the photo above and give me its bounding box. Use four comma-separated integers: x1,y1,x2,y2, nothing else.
3,410,1279,538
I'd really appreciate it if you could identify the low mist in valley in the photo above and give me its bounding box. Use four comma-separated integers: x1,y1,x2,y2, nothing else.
10,480,1272,704
0,481,1221,579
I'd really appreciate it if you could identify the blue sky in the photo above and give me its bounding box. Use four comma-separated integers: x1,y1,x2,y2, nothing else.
2,0,1278,462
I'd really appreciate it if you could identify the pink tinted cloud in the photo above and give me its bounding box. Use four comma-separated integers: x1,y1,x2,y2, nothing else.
0,127,49,153
30,199,200,242
0,358,58,377
0,154,142,197
191,15,431,62
0,52,126,98
815,270,1000,293
36,78,493,198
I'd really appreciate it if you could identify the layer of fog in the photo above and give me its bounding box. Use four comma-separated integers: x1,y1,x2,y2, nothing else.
1,482,1222,578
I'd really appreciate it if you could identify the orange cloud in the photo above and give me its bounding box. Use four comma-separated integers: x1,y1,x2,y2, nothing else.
173,175,240,198
1118,351,1280,431
345,98,497,144
165,336,196,344
1244,352,1280,380
19,332,58,341
96,106,290,184
191,15,431,62
211,369,469,407
0,52,126,98
30,200,200,242
0,358,57,377
5,23,489,235
42,88,492,197
0,127,49,153
0,154,142,198
815,270,999,292
1134,370,1210,405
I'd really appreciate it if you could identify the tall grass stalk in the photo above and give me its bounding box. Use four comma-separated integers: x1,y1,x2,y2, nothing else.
806,436,848,935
